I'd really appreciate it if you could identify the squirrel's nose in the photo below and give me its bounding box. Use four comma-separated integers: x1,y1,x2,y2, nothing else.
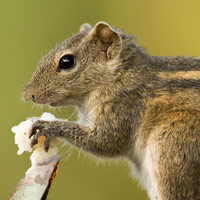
22,89,35,102
31,95,35,101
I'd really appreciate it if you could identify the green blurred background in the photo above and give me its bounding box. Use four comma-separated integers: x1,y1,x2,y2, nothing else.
1,0,200,199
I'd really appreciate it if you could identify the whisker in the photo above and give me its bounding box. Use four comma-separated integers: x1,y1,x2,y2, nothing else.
66,108,76,121
76,107,93,126
78,147,83,160
59,143,73,162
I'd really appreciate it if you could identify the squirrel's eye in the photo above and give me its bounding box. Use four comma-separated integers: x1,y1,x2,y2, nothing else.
58,55,76,71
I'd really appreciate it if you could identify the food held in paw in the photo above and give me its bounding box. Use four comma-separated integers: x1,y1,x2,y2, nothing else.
12,112,59,165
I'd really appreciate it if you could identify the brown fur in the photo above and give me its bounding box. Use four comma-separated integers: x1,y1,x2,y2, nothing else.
158,71,200,80
22,22,200,200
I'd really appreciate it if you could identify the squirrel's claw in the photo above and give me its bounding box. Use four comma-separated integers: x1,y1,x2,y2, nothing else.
29,124,43,139
44,136,51,152
29,120,52,151
30,136,38,148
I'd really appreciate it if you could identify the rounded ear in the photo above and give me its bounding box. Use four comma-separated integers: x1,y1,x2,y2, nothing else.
79,23,92,32
88,22,122,60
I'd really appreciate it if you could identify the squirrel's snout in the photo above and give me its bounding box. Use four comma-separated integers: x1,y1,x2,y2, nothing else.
22,89,35,102
22,87,49,105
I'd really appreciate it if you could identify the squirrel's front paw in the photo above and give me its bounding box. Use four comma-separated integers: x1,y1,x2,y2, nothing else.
29,120,53,152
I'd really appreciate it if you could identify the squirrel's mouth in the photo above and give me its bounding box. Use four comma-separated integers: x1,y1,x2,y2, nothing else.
49,95,73,107
49,100,68,107
49,102,59,107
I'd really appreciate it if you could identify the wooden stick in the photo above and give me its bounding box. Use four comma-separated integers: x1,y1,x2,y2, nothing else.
9,155,60,200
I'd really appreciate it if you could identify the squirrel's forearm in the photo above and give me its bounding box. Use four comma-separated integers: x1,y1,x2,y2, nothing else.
46,120,131,157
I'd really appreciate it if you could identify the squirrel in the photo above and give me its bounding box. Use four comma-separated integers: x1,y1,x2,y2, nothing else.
22,22,200,200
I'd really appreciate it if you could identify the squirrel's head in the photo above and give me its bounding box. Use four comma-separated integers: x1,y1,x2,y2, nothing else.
22,22,133,107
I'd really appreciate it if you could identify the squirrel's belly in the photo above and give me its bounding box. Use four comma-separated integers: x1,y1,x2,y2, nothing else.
129,146,162,200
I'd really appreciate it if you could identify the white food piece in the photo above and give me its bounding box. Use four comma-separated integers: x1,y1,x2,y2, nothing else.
12,112,59,165
12,118,39,155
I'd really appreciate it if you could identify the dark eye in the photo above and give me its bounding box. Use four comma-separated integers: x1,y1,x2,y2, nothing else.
58,54,76,71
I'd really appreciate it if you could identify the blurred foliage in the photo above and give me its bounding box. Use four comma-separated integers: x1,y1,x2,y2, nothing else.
1,0,200,199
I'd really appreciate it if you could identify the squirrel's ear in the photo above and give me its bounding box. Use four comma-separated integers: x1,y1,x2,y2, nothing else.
79,23,92,32
88,22,122,60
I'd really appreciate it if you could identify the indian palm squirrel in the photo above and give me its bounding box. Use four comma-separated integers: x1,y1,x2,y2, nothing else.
22,22,200,200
